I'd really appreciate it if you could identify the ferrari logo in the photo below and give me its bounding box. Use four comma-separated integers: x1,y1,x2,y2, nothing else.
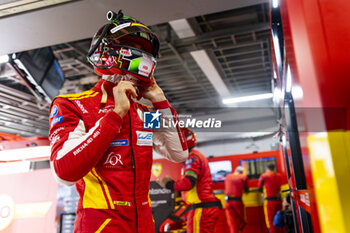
152,163,162,177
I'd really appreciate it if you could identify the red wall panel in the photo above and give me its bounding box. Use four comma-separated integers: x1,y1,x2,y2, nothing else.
0,169,58,233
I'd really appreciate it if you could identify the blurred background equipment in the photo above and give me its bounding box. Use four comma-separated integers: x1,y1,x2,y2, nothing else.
9,47,65,103
149,181,176,233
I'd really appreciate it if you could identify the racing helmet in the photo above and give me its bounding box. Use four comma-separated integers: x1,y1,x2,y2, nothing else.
87,10,160,87
182,128,197,149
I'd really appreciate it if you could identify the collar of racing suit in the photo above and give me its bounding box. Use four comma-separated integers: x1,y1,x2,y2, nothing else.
93,78,119,109
98,75,141,104
102,74,121,84
94,77,140,110
94,78,118,97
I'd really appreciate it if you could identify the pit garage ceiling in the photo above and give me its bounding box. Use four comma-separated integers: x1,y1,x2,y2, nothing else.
0,0,278,144
0,0,267,55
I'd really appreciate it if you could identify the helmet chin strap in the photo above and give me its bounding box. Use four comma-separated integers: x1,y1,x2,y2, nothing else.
101,74,141,99
102,73,144,87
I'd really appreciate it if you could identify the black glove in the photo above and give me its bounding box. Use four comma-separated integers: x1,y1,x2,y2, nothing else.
165,180,175,191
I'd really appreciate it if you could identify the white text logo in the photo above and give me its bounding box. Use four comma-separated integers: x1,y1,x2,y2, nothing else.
104,152,123,166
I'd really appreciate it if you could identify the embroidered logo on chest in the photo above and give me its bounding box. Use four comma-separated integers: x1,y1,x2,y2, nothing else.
74,100,88,114
98,105,114,114
104,152,123,166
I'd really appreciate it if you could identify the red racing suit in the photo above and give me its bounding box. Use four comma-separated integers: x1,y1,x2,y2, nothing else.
49,79,188,233
224,173,248,233
173,149,220,233
258,171,283,233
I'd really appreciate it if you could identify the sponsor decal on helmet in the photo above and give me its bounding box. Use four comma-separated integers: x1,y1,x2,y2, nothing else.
138,56,153,76
110,23,132,33
110,22,149,34
120,49,132,57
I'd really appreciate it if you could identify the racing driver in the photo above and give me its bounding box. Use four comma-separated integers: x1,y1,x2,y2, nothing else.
49,10,188,233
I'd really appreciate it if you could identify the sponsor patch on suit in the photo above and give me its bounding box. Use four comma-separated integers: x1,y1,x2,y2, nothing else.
185,158,195,165
50,105,58,118
136,131,153,146
51,115,63,127
110,139,129,146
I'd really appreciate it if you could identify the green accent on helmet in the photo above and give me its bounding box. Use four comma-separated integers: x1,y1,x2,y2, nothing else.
117,47,124,68
129,58,141,72
123,15,137,21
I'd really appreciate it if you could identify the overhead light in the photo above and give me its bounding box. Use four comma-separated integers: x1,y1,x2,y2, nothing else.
292,85,303,100
272,34,282,68
0,0,75,18
286,65,292,93
0,146,50,162
222,93,273,104
273,87,282,102
170,18,231,98
191,50,231,97
273,71,277,80
0,55,9,64
282,134,286,147
272,0,279,8
169,19,196,39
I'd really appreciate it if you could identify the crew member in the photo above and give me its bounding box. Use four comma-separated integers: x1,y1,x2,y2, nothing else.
258,162,283,233
49,10,188,233
273,192,294,233
225,166,248,233
161,128,221,233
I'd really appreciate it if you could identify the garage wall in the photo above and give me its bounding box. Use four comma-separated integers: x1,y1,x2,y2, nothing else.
153,136,279,159
196,136,279,157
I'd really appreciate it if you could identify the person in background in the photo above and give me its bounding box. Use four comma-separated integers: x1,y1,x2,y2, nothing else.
273,192,295,233
258,162,283,233
160,128,221,233
224,166,249,233
49,10,188,233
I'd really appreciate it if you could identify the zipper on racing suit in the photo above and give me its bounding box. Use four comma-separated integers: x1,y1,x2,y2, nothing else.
128,110,138,232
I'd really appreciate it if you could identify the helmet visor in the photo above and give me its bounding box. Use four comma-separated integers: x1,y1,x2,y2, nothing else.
88,45,157,80
107,23,159,57
109,23,155,39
